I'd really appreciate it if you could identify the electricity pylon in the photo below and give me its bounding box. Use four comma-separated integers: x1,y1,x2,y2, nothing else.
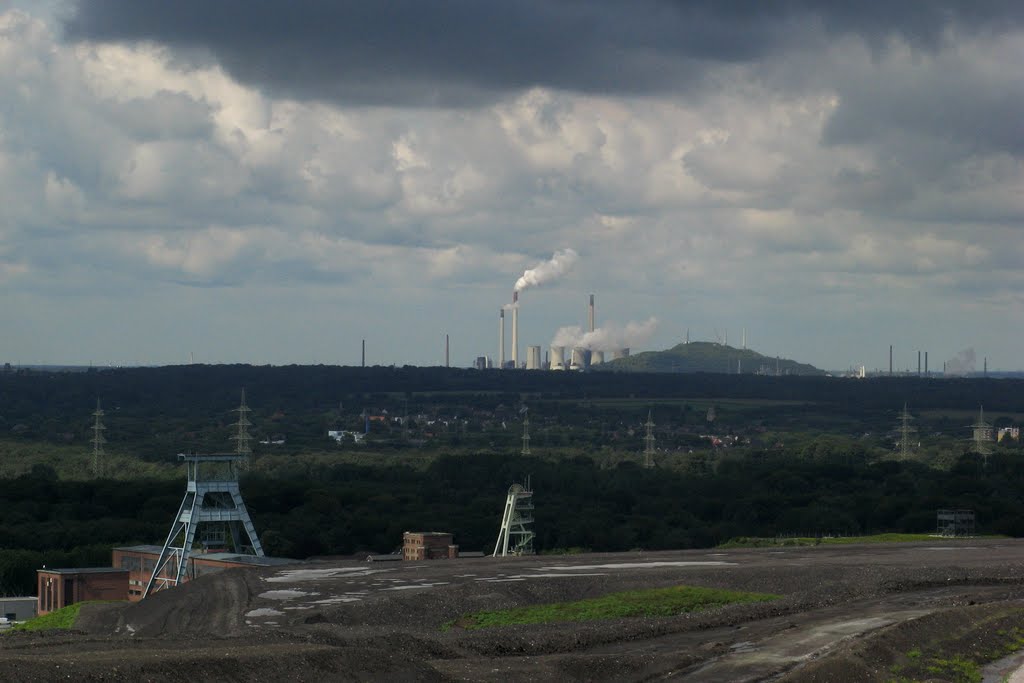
643,410,656,469
896,403,916,461
92,398,106,478
230,388,253,469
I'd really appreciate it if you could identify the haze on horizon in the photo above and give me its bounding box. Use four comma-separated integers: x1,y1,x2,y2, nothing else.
0,1,1021,370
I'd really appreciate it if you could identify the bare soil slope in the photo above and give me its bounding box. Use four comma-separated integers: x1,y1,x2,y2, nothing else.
4,540,1024,681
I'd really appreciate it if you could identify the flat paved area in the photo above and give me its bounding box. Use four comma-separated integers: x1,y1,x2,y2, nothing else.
241,539,1015,627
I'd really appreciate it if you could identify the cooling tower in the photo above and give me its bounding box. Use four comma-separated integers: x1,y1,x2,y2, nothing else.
591,350,604,365
549,345,565,370
526,345,541,370
610,348,630,360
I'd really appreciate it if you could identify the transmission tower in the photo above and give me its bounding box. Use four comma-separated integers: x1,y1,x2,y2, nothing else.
970,405,994,467
643,410,656,469
91,398,106,478
230,388,253,469
896,403,917,461
521,407,531,456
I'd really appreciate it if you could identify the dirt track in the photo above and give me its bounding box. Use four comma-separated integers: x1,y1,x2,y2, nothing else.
4,539,1024,681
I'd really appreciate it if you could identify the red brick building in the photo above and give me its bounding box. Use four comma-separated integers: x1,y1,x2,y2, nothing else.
402,532,458,560
112,545,296,600
36,568,129,616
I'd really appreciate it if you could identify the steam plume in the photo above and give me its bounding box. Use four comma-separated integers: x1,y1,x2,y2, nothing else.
945,348,976,376
552,317,658,351
514,248,578,293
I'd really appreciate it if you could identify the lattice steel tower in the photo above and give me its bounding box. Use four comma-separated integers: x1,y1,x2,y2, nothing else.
230,388,253,469
494,478,535,556
91,398,106,478
521,407,531,456
643,410,656,469
143,452,264,598
896,403,916,461
970,405,994,467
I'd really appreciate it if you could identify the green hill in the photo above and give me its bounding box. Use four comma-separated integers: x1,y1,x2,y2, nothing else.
597,341,823,375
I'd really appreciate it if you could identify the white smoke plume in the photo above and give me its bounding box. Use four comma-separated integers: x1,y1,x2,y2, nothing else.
551,317,659,351
945,347,976,376
514,248,578,293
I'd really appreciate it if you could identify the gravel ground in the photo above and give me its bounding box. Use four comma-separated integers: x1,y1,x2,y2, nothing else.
3,540,1024,681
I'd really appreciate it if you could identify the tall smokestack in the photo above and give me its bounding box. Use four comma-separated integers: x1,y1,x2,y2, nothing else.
445,334,450,368
984,357,987,377
918,350,921,376
512,291,519,369
925,351,928,376
588,294,595,333
362,339,365,368
499,309,505,369
889,345,893,376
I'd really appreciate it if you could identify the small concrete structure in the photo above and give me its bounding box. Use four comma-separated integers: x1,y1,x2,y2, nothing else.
402,532,458,560
36,568,128,615
0,597,37,623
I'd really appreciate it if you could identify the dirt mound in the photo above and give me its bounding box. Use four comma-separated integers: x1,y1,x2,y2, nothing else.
76,567,259,639
781,600,1024,682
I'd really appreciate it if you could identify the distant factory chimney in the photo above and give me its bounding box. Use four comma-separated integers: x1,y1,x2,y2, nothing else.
588,294,595,333
925,351,928,376
512,292,519,369
499,309,505,369
984,357,987,377
889,345,893,376
918,350,921,376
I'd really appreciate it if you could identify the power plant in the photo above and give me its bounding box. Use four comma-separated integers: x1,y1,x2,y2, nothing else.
498,309,505,368
488,251,650,371
494,290,641,371
511,291,519,369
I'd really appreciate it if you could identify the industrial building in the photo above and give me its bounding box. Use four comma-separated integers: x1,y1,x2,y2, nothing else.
402,532,459,560
36,567,128,616
113,545,295,600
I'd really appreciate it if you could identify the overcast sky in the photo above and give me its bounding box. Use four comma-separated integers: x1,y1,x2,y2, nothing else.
1,1,1021,370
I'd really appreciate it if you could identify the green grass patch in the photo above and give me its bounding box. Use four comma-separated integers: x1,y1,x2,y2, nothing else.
10,603,83,632
888,613,1024,683
924,655,981,683
8,600,125,633
450,584,778,630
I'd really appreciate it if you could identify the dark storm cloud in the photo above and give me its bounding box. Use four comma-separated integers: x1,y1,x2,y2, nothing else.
65,1,1024,106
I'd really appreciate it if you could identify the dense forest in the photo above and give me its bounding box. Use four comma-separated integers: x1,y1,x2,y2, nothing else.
1,450,1023,596
1,365,1022,596
0,364,1020,459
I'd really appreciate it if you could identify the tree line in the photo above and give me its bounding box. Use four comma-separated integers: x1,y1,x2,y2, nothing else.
1,449,1021,596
